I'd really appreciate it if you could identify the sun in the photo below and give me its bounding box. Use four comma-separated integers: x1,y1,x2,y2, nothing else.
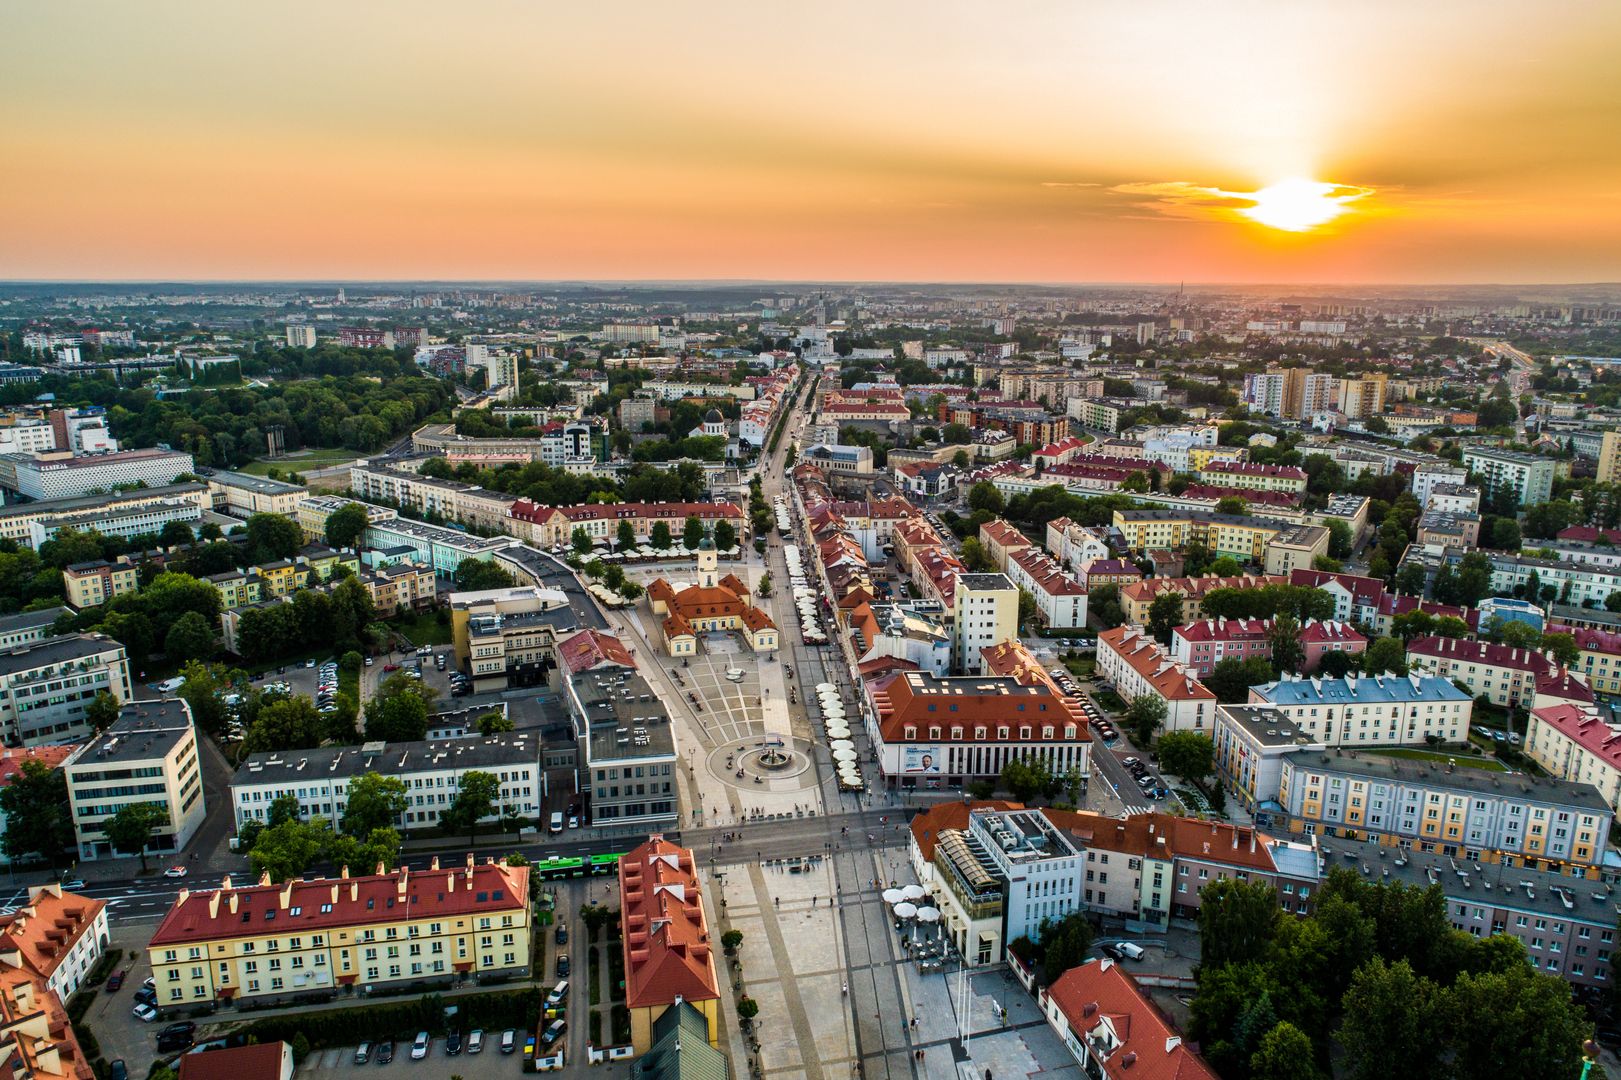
1239,177,1367,232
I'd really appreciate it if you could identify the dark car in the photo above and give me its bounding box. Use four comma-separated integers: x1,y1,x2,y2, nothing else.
556,954,570,977
376,1040,395,1065
555,925,568,945
159,1021,196,1040
446,1030,463,1056
106,970,126,991
108,1062,128,1080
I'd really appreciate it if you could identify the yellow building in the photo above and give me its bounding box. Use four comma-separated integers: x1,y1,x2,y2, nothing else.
1599,431,1621,487
646,540,778,657
146,858,531,1010
1112,509,1289,561
61,560,140,610
1196,461,1309,494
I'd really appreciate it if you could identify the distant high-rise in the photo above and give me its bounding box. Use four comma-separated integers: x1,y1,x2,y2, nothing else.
285,324,316,348
1598,431,1621,486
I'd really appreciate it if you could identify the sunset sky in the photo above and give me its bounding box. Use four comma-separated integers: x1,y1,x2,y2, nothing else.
4,1,1619,284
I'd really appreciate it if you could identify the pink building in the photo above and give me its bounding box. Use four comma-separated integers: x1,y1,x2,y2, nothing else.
1171,617,1366,675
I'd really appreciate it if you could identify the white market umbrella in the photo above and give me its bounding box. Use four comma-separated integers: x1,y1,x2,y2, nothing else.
916,907,941,923
882,888,905,905
822,705,846,718
837,763,861,779
901,884,926,902
833,748,858,762
816,683,836,693
893,902,918,920
825,726,852,739
829,739,855,752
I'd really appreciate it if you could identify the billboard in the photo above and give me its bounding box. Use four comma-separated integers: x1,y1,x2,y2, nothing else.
902,745,943,774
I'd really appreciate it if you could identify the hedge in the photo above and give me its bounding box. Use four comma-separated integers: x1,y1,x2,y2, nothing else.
234,988,538,1050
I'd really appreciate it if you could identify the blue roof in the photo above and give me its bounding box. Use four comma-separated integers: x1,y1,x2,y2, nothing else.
1254,673,1471,707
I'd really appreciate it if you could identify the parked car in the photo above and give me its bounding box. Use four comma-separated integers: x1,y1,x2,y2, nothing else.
467,1029,484,1054
500,1029,517,1054
556,954,570,977
108,1062,128,1080
132,1003,158,1023
355,1042,371,1064
106,970,125,991
376,1040,395,1064
383,664,400,672
164,865,187,878
555,925,568,945
410,1032,430,1060
1106,941,1145,961
541,1020,566,1047
445,1029,463,1056
59,878,85,890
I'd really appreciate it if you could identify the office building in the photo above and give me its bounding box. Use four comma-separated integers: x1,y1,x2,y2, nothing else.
0,448,195,502
968,808,1084,944
0,608,69,652
559,663,678,829
64,698,202,861
145,858,531,1008
202,469,306,519
449,586,577,692
0,633,133,747
231,734,543,832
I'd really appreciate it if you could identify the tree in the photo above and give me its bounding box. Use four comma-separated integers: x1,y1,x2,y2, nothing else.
453,558,516,592
177,661,235,735
967,482,1005,515
1541,631,1580,668
757,573,772,598
1204,656,1276,703
1325,517,1353,560
1215,495,1249,516
721,929,744,954
1017,587,1039,630
159,520,195,549
1249,1021,1321,1080
163,610,216,662
1147,592,1183,646
477,709,514,735
242,697,324,755
682,515,705,550
85,690,122,733
1124,695,1167,745
1089,584,1124,628
651,521,672,549
0,759,75,865
1000,757,1055,802
324,502,372,550
958,537,995,573
1444,962,1592,1080
105,802,168,872
1316,650,1359,678
443,770,502,843
1197,878,1280,969
246,512,303,563
1362,637,1408,676
248,817,330,882
1489,517,1522,551
1157,731,1214,781
736,996,760,1021
364,674,432,742
1266,612,1304,675
713,520,737,552
1037,911,1094,979
942,422,972,444
341,773,408,837
1336,958,1444,1080
616,520,636,550
571,527,593,557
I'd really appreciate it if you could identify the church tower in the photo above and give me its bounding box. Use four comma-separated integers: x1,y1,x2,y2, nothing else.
696,532,718,588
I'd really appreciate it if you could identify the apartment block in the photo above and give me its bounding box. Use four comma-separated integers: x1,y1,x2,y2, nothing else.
1096,627,1216,733
1248,673,1473,748
202,469,307,519
1463,448,1556,506
62,560,140,610
1405,636,1561,710
953,573,1019,673
0,633,133,747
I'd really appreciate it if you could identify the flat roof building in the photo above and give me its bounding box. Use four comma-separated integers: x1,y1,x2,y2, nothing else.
0,633,133,747
64,698,202,861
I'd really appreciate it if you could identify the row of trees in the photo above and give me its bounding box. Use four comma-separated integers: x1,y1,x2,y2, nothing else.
416,456,712,511
1191,871,1593,1080
232,575,377,663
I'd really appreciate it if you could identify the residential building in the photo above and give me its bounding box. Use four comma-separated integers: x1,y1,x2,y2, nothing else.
1289,567,1387,624
0,881,109,1020
1413,463,1471,507
1489,553,1621,609
0,448,195,502
1171,617,1365,675
1405,636,1560,710
508,500,746,549
1464,448,1556,506
1211,703,1326,814
977,520,1031,570
1004,547,1089,630
1117,574,1286,627
64,699,203,861
232,734,543,832
1528,702,1621,823
953,573,1018,673
61,560,140,610
1044,517,1110,572
145,858,532,1008
1196,460,1308,494
1260,524,1331,575
619,836,720,1054
1043,960,1218,1080
285,325,316,349
1110,509,1298,563
1096,627,1216,733
1276,750,1611,874
0,633,133,747
1417,509,1481,549
845,599,953,677
1249,673,1473,748
201,469,307,519
178,1042,295,1080
1338,373,1389,419
0,883,105,1080
348,463,516,534
0,607,69,652
1599,430,1621,487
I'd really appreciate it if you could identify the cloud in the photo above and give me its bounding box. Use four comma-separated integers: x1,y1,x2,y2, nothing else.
1110,178,1374,230
1040,181,1102,188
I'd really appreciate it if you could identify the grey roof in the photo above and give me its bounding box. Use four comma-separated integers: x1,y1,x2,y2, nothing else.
0,633,125,677
72,698,193,766
574,668,676,765
1319,832,1621,929
233,733,541,786
957,573,1016,591
0,607,67,634
638,1002,729,1080
199,468,303,495
1217,704,1322,749
1281,749,1612,812
0,483,206,522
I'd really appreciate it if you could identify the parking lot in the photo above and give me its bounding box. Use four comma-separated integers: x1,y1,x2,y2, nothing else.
297,1036,529,1078
363,644,462,706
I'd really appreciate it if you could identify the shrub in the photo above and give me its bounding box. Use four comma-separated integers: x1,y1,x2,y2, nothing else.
235,988,539,1050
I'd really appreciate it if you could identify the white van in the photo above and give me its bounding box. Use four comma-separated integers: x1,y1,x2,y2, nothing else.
156,677,186,693
549,812,564,834
545,980,569,1008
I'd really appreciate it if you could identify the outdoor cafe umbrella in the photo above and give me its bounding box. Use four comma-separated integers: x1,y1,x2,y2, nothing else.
916,907,941,922
893,902,919,920
825,728,852,741
901,884,927,902
882,888,905,905
829,739,855,752
833,747,858,762
817,682,837,693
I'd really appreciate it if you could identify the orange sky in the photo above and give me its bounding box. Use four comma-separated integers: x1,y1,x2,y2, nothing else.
3,1,1619,284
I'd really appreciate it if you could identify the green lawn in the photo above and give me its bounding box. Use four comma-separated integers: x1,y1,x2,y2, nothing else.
388,609,453,646
1063,655,1096,679
237,448,361,476
1370,748,1509,772
1093,690,1128,713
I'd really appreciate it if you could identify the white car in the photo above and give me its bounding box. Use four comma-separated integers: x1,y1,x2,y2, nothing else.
164,865,188,878
411,1032,431,1060
132,1003,158,1022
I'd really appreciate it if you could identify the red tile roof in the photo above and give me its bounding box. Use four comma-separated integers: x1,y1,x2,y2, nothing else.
1120,574,1286,607
557,628,637,675
1550,624,1621,655
0,885,106,986
1532,703,1621,769
1179,483,1302,508
0,745,78,788
867,667,1086,743
1289,568,1386,606
178,1043,290,1080
1407,636,1558,676
1097,627,1215,703
1201,460,1306,480
1046,961,1219,1080
618,837,719,1010
149,862,529,948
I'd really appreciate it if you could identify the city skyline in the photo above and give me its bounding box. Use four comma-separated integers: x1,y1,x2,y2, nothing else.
4,1,1620,284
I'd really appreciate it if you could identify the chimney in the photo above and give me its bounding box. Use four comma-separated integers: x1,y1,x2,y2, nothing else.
229,892,239,915
431,856,441,871
331,883,340,905
208,892,220,919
